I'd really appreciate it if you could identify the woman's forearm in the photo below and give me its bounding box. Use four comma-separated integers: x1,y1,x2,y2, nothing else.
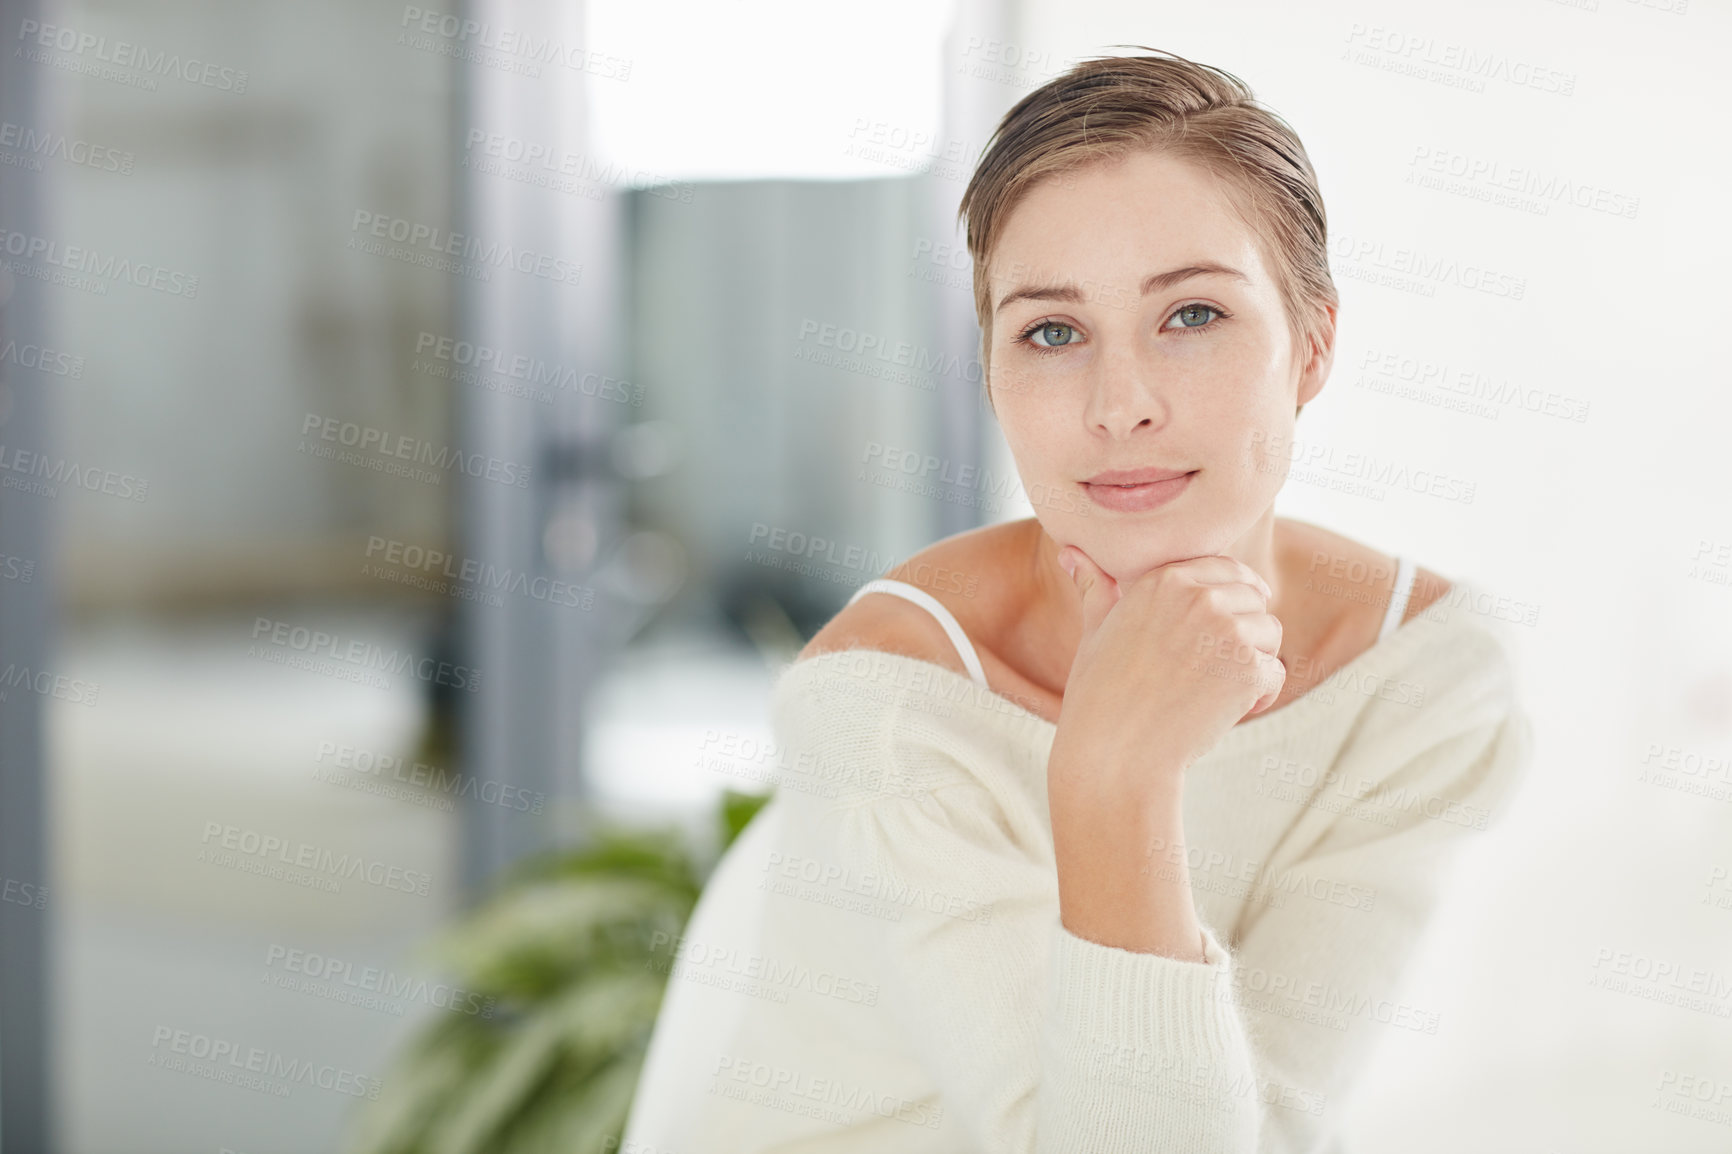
1048,748,1207,963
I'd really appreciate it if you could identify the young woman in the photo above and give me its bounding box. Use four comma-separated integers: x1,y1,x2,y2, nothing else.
623,48,1532,1153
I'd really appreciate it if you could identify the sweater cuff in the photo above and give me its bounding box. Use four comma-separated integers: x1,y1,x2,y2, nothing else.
1047,920,1242,1061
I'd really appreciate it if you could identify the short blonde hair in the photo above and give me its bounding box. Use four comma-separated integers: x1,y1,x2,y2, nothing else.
957,47,1337,402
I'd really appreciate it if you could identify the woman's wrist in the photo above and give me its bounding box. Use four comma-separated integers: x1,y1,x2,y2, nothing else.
1047,727,1190,808
1050,778,1205,960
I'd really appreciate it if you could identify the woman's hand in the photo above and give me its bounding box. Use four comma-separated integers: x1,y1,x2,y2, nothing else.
1050,545,1286,796
1045,545,1285,958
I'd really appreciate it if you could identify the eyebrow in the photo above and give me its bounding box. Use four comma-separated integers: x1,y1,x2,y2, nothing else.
992,262,1251,315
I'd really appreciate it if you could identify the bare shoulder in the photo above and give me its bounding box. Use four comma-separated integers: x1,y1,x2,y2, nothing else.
796,521,1020,678
1277,517,1451,626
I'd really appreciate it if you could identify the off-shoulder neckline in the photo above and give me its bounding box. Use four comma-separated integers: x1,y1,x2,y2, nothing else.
780,577,1479,751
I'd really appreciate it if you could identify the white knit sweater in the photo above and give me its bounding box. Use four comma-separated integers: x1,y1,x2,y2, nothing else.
621,578,1534,1153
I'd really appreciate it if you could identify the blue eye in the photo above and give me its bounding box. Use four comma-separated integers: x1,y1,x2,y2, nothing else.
1012,303,1230,357
1166,303,1227,333
1021,321,1079,348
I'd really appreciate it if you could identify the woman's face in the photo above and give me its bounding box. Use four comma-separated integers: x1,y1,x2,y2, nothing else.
986,148,1333,583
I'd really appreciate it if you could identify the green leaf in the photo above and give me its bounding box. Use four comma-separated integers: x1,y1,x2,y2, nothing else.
427,970,665,1154
428,876,692,998
720,789,774,852
344,1016,499,1154
494,1055,645,1154
347,791,754,1153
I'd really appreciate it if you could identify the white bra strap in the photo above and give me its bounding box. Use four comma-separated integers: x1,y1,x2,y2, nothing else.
846,578,990,688
1378,555,1418,642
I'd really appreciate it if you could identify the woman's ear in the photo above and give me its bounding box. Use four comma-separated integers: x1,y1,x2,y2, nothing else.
1295,303,1338,410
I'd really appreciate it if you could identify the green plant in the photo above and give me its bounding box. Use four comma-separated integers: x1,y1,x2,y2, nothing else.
345,789,774,1154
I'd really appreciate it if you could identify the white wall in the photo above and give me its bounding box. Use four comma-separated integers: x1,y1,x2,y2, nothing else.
998,1,1732,1149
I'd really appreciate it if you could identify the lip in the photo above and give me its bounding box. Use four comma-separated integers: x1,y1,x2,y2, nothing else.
1081,469,1197,513
1084,465,1193,486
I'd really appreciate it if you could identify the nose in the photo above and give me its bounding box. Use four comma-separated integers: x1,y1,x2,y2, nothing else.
1082,342,1169,439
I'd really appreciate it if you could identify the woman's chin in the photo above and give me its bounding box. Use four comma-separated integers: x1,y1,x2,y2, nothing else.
1089,544,1192,586
1074,521,1251,585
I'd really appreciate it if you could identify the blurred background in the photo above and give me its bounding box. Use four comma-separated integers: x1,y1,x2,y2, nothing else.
0,0,1728,1151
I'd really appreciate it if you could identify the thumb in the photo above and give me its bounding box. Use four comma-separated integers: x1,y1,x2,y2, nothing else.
1057,545,1121,638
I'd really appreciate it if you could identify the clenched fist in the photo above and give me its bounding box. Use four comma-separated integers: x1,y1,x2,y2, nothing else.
1049,546,1286,797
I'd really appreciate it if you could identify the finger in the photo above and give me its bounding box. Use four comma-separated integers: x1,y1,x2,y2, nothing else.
1058,545,1121,637
1247,651,1287,715
1235,610,1283,658
1204,612,1282,692
1160,555,1272,601
1201,582,1274,619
